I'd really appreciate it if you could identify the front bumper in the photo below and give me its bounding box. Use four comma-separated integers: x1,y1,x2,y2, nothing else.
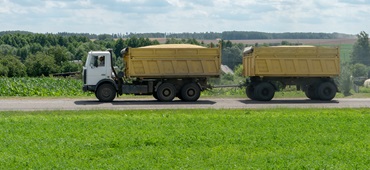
82,85,96,92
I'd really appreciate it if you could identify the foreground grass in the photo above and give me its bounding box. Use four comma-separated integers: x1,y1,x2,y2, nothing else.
1,109,370,169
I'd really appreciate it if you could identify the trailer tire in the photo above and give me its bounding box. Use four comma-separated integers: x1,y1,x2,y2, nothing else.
181,83,201,102
254,82,275,101
96,83,116,102
317,81,336,101
157,83,176,102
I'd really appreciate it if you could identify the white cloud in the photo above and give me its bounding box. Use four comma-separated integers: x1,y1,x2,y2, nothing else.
0,0,369,34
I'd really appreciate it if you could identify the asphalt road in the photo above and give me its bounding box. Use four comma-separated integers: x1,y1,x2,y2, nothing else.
1,98,370,111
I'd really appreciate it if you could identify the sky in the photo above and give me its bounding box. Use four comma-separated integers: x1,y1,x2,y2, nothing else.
0,0,369,35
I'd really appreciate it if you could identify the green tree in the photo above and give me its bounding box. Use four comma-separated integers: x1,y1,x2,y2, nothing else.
338,63,353,96
60,61,80,73
0,55,27,77
0,44,17,56
222,46,242,70
352,63,368,77
351,31,370,66
352,63,368,86
97,34,113,41
17,46,29,61
29,43,43,54
126,37,140,47
48,46,73,65
114,38,125,58
75,47,85,61
25,52,57,76
0,63,8,76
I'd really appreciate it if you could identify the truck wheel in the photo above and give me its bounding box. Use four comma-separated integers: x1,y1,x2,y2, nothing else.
153,92,159,100
156,83,176,102
96,83,116,102
305,85,319,100
317,82,336,101
246,85,256,100
254,82,275,101
181,83,201,102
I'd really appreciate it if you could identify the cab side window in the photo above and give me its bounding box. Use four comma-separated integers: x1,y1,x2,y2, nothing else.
90,55,105,67
98,56,105,67
90,56,99,67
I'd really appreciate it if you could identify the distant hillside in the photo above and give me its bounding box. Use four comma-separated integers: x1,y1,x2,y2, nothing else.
0,30,33,36
0,30,356,40
125,31,356,40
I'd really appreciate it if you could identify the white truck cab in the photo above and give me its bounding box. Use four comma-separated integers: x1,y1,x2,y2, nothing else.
82,50,117,101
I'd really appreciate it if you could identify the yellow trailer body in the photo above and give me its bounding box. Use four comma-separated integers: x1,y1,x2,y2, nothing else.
243,46,340,77
123,44,221,78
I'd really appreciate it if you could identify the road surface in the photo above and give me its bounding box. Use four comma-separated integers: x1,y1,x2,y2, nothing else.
1,98,370,111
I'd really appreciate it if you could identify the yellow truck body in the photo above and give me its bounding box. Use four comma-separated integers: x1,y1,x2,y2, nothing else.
243,46,340,77
123,44,221,78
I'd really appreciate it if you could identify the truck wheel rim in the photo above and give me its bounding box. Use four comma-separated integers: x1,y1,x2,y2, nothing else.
187,89,195,96
102,88,111,97
163,89,171,97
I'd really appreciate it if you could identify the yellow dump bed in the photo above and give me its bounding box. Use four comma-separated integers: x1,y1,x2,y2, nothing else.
123,44,221,78
242,46,340,77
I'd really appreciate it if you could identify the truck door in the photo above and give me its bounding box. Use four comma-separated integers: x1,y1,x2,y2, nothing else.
86,54,109,85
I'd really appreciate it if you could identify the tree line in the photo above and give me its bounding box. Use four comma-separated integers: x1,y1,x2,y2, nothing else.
0,33,160,77
1,31,355,40
0,31,250,77
123,31,355,40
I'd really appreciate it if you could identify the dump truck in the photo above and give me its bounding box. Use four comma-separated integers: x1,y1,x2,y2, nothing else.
82,44,221,102
242,46,340,101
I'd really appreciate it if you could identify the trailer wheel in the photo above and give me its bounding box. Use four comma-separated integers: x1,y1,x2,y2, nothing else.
156,83,176,102
254,82,275,101
246,85,256,100
96,83,116,102
317,82,336,101
181,83,201,102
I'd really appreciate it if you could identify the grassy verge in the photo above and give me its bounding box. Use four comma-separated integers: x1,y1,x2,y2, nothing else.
1,109,370,169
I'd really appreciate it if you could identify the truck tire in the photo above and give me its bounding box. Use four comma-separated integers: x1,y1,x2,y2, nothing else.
317,82,336,101
254,82,275,101
96,83,116,102
153,92,159,100
246,85,256,100
156,83,176,102
305,85,319,100
180,83,201,102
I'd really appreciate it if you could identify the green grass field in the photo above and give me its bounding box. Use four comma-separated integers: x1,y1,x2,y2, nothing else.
1,109,370,169
0,77,90,97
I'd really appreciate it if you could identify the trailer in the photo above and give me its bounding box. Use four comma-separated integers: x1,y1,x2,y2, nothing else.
242,46,340,101
82,44,221,102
